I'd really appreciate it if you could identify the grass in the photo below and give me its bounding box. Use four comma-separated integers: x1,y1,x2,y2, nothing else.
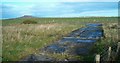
2,17,118,61
0,20,2,62
2,17,118,26
2,23,83,61
88,22,119,61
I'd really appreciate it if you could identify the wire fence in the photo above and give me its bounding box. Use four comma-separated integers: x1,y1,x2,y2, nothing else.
95,42,120,63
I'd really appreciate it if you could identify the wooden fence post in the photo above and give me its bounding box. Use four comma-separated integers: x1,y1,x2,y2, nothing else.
108,47,111,61
53,51,55,54
116,42,120,54
95,54,100,63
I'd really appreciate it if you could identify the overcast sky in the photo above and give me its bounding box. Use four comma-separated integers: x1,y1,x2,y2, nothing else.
2,0,119,2
1,0,119,19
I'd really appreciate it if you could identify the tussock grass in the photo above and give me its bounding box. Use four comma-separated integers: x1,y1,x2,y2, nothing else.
2,23,83,61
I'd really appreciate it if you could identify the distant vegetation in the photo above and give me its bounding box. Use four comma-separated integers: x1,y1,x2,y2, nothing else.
22,20,37,24
2,17,118,26
2,17,118,61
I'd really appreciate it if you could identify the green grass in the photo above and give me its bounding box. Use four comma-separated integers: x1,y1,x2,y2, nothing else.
2,17,118,26
2,17,118,61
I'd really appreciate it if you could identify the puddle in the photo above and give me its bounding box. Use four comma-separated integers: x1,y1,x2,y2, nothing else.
75,48,89,55
60,37,97,43
22,54,55,62
86,23,103,27
80,31,103,39
45,44,66,53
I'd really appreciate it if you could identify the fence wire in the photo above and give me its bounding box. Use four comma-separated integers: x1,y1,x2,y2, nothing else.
98,42,118,62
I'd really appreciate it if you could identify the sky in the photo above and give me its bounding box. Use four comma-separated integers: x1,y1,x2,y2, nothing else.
1,0,120,2
1,0,119,19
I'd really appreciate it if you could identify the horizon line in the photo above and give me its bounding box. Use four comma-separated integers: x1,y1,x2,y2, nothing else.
1,16,118,20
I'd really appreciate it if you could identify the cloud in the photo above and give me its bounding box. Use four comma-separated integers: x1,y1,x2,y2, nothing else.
61,0,119,2
79,10,118,16
1,3,34,18
2,0,56,2
1,2,118,19
31,2,117,15
2,0,119,2
51,9,118,17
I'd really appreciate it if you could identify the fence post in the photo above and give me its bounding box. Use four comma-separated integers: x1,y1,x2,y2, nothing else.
108,47,111,61
95,54,100,63
116,42,120,54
